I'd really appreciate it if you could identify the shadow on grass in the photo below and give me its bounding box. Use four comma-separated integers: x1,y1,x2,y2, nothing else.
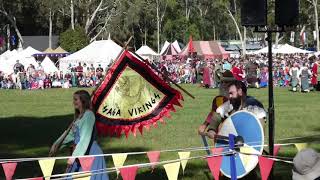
0,114,300,179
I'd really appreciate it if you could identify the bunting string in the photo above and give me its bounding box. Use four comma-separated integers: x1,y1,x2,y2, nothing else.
15,150,294,180
0,141,300,164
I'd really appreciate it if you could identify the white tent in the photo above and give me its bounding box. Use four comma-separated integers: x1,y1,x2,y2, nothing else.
253,44,312,54
0,49,18,61
0,60,12,74
136,45,158,61
41,56,59,74
160,41,170,55
59,39,122,72
172,40,182,53
0,47,40,74
160,40,182,55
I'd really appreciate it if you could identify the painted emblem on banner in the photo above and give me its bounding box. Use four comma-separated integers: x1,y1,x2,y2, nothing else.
97,66,165,120
92,51,183,137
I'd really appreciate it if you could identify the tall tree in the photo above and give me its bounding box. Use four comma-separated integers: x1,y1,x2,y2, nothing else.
0,0,24,48
37,0,63,48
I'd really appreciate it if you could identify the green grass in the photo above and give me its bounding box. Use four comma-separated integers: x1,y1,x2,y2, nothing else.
0,85,320,180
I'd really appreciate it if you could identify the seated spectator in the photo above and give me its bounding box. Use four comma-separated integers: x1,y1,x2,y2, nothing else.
292,148,320,180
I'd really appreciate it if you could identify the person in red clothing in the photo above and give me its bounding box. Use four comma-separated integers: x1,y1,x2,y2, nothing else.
76,62,83,77
231,63,245,81
311,58,318,90
202,63,213,88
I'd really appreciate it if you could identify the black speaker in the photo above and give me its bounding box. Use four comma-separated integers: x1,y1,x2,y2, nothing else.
241,0,267,26
275,0,299,26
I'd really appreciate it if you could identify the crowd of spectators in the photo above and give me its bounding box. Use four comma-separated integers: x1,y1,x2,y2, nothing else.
1,54,319,92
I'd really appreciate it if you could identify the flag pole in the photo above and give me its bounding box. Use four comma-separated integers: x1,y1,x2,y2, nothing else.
132,51,195,99
50,36,134,157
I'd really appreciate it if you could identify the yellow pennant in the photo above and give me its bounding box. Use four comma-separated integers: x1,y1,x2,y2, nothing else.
38,158,56,180
178,151,190,173
72,172,91,180
163,162,180,180
295,143,308,152
112,153,128,176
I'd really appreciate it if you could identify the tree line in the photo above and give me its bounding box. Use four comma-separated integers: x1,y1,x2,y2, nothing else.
0,0,319,53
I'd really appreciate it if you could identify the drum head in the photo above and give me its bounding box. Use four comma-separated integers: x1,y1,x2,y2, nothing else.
215,110,264,178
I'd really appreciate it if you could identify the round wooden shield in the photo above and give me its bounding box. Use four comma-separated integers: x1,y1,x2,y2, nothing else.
215,110,264,178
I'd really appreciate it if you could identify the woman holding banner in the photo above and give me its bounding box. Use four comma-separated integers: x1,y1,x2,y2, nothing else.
49,90,109,180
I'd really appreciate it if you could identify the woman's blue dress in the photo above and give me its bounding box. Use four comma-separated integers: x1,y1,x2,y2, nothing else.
56,110,109,180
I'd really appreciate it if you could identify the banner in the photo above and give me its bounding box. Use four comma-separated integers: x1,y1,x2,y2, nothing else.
79,156,95,171
163,162,180,180
38,159,55,180
178,151,190,173
120,166,139,180
207,148,224,180
112,153,128,176
258,156,274,180
1,162,17,180
147,151,160,169
92,50,183,137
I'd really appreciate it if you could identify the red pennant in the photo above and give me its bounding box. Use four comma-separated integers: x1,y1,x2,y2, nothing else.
1,162,17,180
273,145,281,156
138,125,144,135
120,166,138,180
258,156,275,180
27,177,43,180
147,151,161,169
79,156,95,171
207,148,224,180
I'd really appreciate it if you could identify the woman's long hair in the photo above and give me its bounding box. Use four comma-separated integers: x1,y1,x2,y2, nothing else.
74,90,92,120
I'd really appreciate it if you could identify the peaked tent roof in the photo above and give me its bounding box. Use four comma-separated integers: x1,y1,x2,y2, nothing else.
180,40,230,59
0,47,40,74
161,43,179,56
41,56,58,74
59,39,122,71
0,49,18,61
53,46,68,53
253,44,312,54
43,48,55,53
160,41,170,55
172,40,182,53
136,45,158,56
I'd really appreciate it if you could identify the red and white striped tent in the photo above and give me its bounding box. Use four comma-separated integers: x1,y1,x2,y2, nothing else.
180,40,230,60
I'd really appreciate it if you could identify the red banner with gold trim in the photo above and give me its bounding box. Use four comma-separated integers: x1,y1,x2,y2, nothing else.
92,51,183,137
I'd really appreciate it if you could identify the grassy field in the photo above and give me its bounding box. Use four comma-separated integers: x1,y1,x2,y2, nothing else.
0,85,320,180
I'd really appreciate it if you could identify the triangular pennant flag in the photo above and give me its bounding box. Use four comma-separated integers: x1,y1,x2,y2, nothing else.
26,177,43,180
178,151,190,173
274,145,281,156
79,156,95,171
163,162,180,180
120,166,139,180
207,147,224,180
1,162,17,180
38,158,55,180
112,153,128,176
72,172,91,180
295,143,308,152
147,151,160,169
258,156,275,180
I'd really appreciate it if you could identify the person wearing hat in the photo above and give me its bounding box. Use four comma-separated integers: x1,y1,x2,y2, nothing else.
292,148,320,180
197,70,236,137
